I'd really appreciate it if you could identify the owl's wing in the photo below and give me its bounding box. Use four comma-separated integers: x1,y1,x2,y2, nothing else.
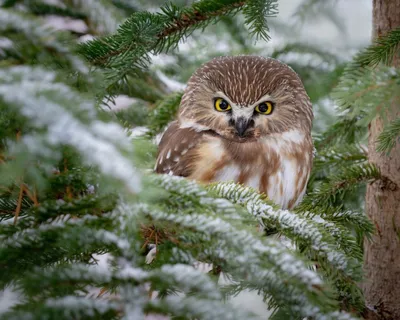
155,121,203,177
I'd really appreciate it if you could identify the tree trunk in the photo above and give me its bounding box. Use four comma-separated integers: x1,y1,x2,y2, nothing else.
363,1,400,319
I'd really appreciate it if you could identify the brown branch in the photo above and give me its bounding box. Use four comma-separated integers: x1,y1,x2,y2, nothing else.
158,2,245,38
90,1,246,66
14,182,24,225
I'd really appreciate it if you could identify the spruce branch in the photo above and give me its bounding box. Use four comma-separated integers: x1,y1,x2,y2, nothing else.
332,66,400,126
314,118,365,149
68,0,125,35
292,0,345,34
22,1,86,19
301,163,380,210
0,66,140,193
209,182,363,278
78,0,277,90
0,9,88,74
376,117,400,154
135,203,339,318
146,91,183,137
305,209,374,239
243,0,278,40
349,27,400,71
312,145,367,171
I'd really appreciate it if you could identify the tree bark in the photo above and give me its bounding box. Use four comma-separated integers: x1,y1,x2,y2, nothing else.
363,1,400,319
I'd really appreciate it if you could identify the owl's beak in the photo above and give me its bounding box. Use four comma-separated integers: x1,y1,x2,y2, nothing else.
234,117,249,137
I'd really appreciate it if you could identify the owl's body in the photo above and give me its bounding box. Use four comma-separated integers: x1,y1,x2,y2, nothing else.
156,56,313,209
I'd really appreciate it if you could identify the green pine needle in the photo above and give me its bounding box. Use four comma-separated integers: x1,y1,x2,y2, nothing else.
376,117,400,154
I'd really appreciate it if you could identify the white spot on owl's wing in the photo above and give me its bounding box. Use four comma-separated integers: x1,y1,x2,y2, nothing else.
179,121,209,132
293,171,310,207
281,159,298,206
246,175,261,190
166,150,171,159
266,129,305,153
205,137,224,160
281,129,305,144
266,159,303,209
214,165,241,182
267,171,283,206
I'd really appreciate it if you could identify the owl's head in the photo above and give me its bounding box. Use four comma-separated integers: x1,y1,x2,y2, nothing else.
178,56,313,142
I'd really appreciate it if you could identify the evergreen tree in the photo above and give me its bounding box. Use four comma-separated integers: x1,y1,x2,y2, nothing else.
0,0,398,319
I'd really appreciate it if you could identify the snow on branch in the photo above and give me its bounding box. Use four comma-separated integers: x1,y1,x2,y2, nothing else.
210,182,362,278
0,66,141,193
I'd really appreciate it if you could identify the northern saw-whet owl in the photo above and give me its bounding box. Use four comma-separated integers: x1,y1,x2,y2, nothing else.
156,56,313,209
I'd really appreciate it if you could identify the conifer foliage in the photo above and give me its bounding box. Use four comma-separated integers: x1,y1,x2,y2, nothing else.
0,1,399,319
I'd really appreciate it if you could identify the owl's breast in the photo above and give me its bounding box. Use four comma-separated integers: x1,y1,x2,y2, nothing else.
189,130,313,209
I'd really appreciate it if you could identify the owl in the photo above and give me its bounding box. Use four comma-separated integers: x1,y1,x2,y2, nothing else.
155,56,313,209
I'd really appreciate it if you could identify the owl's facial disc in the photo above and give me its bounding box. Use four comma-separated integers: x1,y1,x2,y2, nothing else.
213,95,254,139
213,94,276,140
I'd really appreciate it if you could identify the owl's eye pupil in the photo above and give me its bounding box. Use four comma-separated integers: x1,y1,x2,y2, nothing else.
219,100,228,110
258,103,268,113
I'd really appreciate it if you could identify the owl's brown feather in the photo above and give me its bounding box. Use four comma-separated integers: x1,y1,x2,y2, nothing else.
155,121,203,177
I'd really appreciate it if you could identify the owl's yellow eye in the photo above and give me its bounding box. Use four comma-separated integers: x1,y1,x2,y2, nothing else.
255,101,274,115
214,98,231,112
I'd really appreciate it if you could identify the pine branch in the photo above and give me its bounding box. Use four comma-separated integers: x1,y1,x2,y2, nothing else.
209,182,363,278
136,203,337,318
0,66,140,193
376,117,400,154
78,0,277,92
313,145,367,170
292,0,345,34
304,209,374,238
147,296,259,320
23,1,86,19
146,91,183,137
332,66,400,126
243,0,278,40
0,9,88,74
271,42,339,64
67,0,125,35
301,163,380,210
349,27,400,71
314,118,365,149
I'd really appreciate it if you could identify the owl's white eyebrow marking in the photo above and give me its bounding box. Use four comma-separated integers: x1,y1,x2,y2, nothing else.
250,94,275,108
213,92,234,106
